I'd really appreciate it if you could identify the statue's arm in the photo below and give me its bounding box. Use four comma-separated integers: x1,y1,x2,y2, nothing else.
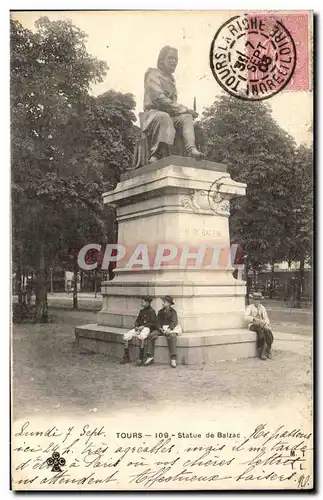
145,72,188,115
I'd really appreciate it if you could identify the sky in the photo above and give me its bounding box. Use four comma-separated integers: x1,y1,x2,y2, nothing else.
11,10,313,146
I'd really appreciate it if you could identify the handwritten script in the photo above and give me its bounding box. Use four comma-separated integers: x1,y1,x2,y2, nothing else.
12,421,313,490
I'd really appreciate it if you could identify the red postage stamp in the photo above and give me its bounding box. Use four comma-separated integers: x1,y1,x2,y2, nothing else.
246,12,311,92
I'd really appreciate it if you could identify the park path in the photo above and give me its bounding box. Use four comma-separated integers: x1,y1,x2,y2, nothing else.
12,308,312,421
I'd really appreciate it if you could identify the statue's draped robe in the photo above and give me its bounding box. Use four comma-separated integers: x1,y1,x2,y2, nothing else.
142,68,189,156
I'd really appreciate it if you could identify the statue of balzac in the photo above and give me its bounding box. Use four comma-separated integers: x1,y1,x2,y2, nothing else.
133,46,204,168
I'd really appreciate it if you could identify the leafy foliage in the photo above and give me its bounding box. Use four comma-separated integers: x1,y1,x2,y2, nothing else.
199,94,300,269
11,17,137,321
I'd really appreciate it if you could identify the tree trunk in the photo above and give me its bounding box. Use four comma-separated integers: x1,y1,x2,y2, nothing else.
22,272,27,305
252,267,258,291
245,256,250,305
49,268,54,294
284,261,292,302
73,264,78,310
34,242,48,323
15,265,23,323
17,266,22,306
269,261,275,299
295,258,305,308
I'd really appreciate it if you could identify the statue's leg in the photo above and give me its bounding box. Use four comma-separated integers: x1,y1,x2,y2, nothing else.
172,114,204,159
143,111,175,161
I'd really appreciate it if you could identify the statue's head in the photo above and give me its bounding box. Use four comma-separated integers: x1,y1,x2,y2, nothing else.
157,46,178,74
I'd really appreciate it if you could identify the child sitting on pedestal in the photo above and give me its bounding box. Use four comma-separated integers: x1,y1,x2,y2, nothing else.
120,296,157,366
144,295,182,368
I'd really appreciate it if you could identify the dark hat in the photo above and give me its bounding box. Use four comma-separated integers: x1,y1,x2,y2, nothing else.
162,295,174,305
250,292,264,300
141,295,153,303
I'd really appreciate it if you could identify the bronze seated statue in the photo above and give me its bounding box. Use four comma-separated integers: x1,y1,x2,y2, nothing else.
133,45,205,169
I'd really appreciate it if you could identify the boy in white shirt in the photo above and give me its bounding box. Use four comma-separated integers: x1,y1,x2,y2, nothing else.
245,292,274,360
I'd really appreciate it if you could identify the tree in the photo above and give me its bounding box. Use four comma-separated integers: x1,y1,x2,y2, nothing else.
60,90,137,190
11,17,137,321
285,145,313,305
199,94,297,289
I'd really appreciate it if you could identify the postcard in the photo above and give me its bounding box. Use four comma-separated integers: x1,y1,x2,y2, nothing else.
11,10,313,491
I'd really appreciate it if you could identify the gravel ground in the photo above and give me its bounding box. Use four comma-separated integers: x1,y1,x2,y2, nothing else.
12,309,312,421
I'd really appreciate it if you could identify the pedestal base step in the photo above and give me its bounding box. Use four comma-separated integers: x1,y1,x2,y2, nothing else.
75,324,257,365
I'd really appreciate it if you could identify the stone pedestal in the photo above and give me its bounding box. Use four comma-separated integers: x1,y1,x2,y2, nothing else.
75,156,257,363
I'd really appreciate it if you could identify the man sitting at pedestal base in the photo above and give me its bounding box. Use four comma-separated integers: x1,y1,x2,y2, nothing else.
245,292,274,360
144,295,182,368
142,46,204,163
120,296,157,366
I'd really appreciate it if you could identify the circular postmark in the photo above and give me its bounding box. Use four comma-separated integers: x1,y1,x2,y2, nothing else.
210,14,297,101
